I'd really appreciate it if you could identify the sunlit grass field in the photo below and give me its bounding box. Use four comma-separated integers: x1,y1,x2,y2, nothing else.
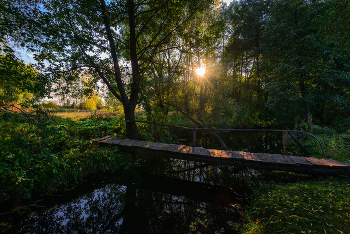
53,110,119,119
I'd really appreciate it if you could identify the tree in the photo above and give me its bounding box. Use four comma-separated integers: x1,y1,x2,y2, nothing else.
25,0,212,139
0,46,47,106
261,0,350,129
80,98,97,110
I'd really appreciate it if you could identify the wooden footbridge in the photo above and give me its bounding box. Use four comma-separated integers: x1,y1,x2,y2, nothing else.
93,136,350,176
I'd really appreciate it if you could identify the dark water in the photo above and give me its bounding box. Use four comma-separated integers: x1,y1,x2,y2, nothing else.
3,155,255,233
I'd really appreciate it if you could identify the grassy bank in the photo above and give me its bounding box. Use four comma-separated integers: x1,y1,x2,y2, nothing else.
243,174,350,233
0,110,126,209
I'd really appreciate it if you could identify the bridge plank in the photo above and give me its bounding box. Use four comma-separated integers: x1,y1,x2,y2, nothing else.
170,144,186,152
95,136,112,142
323,159,349,167
230,151,244,159
250,153,262,162
289,156,312,166
107,138,124,144
192,147,205,155
181,146,193,154
305,157,332,167
208,149,225,158
118,139,137,146
258,153,274,163
220,150,233,159
271,154,289,165
148,143,168,150
274,154,294,165
243,152,254,161
130,140,149,147
280,156,295,165
161,144,182,152
143,142,157,149
199,149,210,156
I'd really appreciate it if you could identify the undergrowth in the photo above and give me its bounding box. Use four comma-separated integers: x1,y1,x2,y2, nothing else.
0,109,126,209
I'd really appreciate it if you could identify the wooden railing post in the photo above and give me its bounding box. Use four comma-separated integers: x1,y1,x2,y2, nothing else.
282,131,287,155
192,128,197,147
154,123,157,142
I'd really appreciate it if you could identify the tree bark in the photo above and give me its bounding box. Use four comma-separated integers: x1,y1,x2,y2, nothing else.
124,103,140,140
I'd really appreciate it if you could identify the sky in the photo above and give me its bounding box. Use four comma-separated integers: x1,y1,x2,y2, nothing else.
222,0,233,4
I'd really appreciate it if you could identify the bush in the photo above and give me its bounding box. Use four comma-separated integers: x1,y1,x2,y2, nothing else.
41,101,59,109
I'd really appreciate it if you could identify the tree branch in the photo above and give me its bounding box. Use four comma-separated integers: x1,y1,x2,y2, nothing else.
165,102,229,150
65,6,122,102
100,0,129,104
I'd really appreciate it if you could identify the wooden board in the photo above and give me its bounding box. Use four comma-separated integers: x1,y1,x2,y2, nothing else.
180,146,193,154
281,155,296,165
250,153,262,162
220,151,233,159
242,152,255,161
118,139,136,146
148,143,168,150
230,151,244,160
169,144,186,152
258,153,274,163
323,159,349,167
199,149,210,156
192,147,205,155
305,157,332,167
208,149,224,158
130,140,150,147
289,156,312,166
161,144,182,152
272,154,291,165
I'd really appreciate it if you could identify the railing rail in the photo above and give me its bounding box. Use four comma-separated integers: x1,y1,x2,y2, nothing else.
125,120,327,159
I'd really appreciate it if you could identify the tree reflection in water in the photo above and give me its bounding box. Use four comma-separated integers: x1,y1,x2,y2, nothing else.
8,157,253,234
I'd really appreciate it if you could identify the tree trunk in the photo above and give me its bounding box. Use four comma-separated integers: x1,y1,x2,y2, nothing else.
124,103,139,140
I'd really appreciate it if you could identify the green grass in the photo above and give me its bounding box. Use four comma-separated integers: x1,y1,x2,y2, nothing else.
243,175,350,233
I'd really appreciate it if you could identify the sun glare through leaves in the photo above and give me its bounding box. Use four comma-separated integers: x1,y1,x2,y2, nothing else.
195,67,206,76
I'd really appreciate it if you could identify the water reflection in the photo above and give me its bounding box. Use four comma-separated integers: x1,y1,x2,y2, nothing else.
5,157,252,234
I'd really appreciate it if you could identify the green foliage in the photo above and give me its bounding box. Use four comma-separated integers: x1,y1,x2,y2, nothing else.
0,49,47,105
80,98,97,110
0,109,126,205
41,101,59,109
287,125,350,163
244,177,350,233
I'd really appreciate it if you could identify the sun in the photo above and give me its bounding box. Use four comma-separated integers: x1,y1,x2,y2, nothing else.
195,67,206,76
